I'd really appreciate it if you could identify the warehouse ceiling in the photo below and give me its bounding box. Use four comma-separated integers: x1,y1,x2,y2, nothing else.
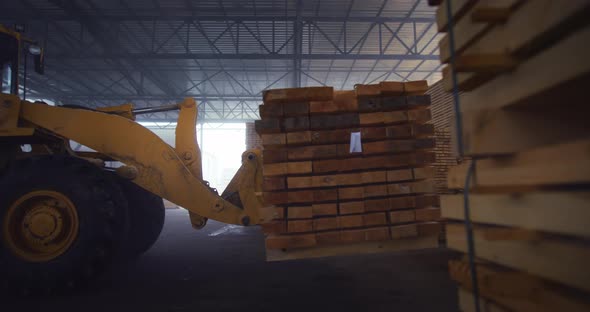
0,0,442,121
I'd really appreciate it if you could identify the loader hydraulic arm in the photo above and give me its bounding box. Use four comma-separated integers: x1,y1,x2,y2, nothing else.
16,98,265,227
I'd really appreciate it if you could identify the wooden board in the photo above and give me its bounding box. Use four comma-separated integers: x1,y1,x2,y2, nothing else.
262,176,286,191
286,161,313,175
260,221,286,234
451,260,590,312
310,113,359,130
441,0,590,91
283,138,434,161
412,166,436,180
457,288,509,312
359,108,432,126
387,180,436,196
283,116,310,132
355,84,381,96
390,210,416,224
417,222,443,236
403,81,429,95
259,104,283,118
262,149,288,163
309,101,335,114
377,180,432,201
388,123,434,138
287,169,416,189
339,201,365,214
310,90,358,114
458,107,590,155
442,66,495,92
282,124,434,146
441,54,518,90
337,214,364,228
266,234,439,261
286,131,311,145
447,139,590,190
379,81,404,96
356,96,382,113
396,194,439,210
282,101,309,117
255,119,281,134
435,0,476,32
312,151,435,174
440,0,589,63
313,217,339,231
287,206,313,219
263,189,338,205
363,138,435,155
257,206,285,223
262,163,287,176
261,133,286,146
358,95,431,113
355,81,429,96
360,191,438,213
438,0,522,62
287,219,313,233
442,192,590,239
285,143,341,161
391,223,418,238
263,86,333,104
458,25,590,112
338,229,368,243
446,223,590,293
415,207,441,222
262,161,313,176
312,203,338,217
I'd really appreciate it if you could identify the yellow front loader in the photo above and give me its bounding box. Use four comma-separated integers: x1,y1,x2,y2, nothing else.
0,24,267,292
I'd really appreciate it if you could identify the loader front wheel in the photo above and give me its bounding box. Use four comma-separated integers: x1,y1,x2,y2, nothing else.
3,190,79,263
118,180,165,257
0,156,128,293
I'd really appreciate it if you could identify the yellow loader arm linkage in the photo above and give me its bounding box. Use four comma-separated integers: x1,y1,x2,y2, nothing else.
7,95,264,227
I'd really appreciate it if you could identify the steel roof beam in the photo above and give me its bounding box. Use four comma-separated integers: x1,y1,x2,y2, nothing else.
47,0,179,97
51,53,439,60
2,13,434,23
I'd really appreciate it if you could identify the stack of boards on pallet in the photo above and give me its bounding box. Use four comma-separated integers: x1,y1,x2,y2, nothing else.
255,81,443,261
431,0,590,311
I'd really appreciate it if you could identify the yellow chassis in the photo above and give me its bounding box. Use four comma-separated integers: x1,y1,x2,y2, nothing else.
0,94,265,227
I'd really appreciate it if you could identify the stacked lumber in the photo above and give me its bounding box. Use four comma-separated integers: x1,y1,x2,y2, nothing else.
432,0,590,311
255,82,443,260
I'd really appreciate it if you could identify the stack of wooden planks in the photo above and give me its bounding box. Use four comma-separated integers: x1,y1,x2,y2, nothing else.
255,81,444,260
432,0,590,311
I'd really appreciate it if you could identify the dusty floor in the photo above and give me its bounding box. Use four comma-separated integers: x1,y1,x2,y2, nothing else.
1,209,460,312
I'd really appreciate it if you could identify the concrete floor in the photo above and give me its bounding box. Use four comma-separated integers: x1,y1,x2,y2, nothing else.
2,209,460,312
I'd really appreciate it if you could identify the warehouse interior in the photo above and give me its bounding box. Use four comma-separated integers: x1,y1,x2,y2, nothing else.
1,0,444,190
1,0,589,311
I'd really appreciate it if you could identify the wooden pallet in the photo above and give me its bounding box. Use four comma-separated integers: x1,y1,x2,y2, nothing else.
255,82,442,260
266,234,439,261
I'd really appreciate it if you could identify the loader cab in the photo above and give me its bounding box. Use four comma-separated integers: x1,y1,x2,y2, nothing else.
0,24,45,97
0,26,19,95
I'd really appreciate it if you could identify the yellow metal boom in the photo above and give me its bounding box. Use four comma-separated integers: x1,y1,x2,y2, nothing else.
1,94,265,227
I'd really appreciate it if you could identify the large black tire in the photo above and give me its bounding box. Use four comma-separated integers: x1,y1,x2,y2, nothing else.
0,155,128,294
118,180,165,257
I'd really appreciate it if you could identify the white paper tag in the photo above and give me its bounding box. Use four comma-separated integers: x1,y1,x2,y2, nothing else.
349,132,362,153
